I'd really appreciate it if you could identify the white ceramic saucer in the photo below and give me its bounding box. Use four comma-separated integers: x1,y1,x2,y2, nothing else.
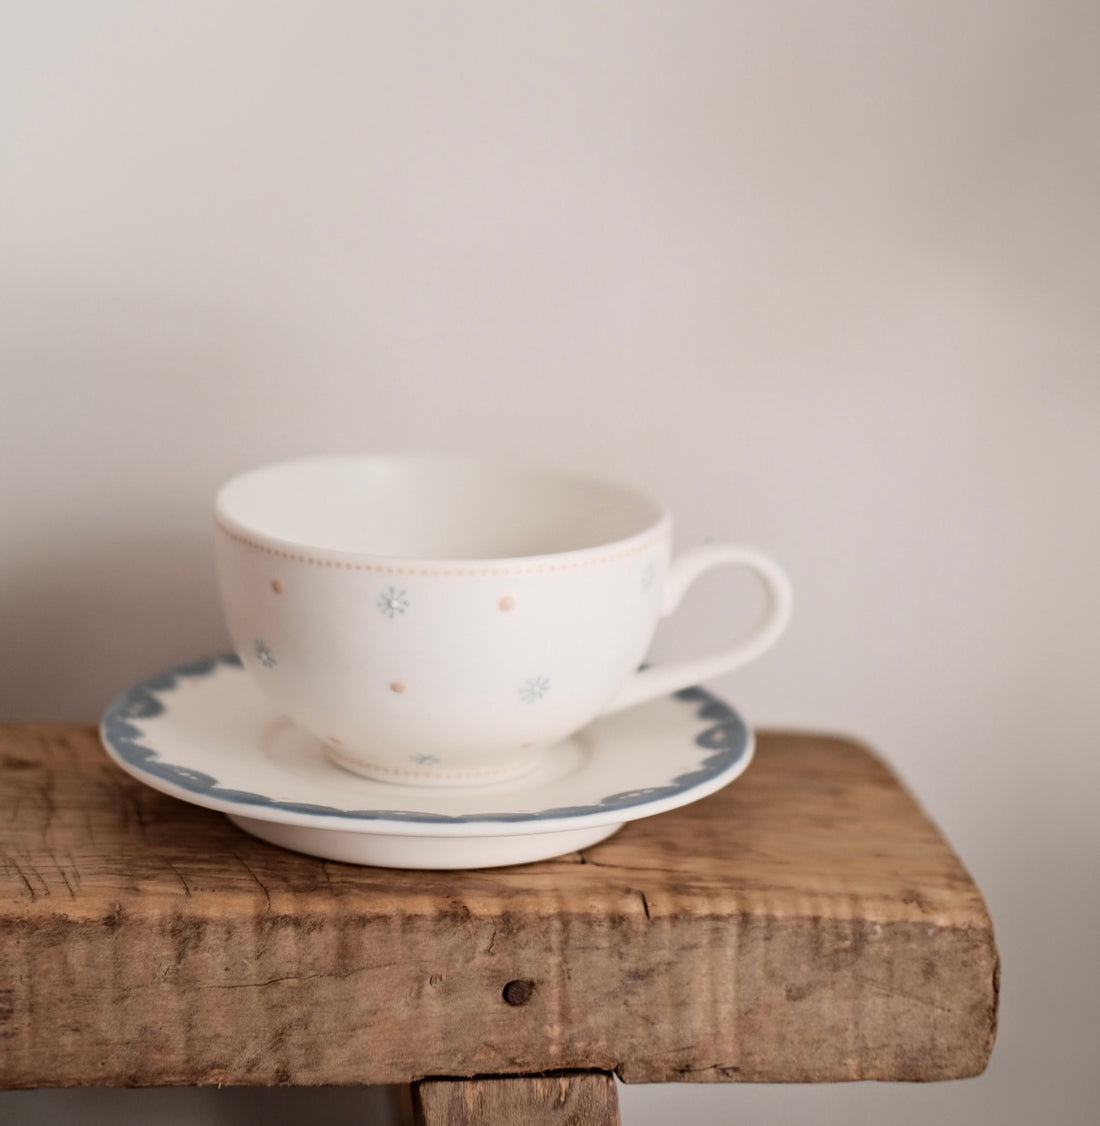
100,655,754,870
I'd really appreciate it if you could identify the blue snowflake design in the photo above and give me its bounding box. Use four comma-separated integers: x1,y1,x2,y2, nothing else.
519,676,550,704
377,587,409,618
253,639,276,668
100,655,751,825
411,753,441,766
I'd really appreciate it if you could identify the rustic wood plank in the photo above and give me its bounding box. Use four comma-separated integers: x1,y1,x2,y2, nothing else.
0,723,998,1089
414,1073,620,1126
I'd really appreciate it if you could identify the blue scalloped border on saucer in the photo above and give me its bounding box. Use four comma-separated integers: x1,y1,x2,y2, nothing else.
100,654,751,825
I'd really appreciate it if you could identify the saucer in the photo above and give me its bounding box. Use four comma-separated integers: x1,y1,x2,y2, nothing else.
99,655,754,869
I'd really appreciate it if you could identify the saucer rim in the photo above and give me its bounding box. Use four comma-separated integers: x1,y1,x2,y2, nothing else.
99,654,754,839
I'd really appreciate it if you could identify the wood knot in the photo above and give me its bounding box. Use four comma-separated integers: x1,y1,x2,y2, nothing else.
502,979,534,1006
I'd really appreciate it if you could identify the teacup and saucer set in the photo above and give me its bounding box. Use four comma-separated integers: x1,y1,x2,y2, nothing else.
100,456,793,869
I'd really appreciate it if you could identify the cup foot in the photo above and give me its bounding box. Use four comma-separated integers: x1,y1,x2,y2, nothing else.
324,743,546,787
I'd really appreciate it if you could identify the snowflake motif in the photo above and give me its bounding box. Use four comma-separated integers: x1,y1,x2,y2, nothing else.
642,560,657,592
411,753,441,766
377,587,409,618
253,639,276,668
519,676,550,704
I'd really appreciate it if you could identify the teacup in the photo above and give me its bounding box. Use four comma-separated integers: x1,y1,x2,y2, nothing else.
214,455,792,786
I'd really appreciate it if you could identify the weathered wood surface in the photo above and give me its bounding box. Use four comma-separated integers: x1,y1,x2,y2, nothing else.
414,1073,620,1125
0,723,998,1089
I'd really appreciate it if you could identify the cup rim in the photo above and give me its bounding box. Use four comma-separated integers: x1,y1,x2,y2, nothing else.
215,454,671,567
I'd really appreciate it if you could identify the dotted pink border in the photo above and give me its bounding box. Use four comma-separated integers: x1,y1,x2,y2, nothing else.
215,517,668,576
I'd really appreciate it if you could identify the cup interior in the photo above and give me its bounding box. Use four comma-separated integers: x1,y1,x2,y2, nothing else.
216,456,666,560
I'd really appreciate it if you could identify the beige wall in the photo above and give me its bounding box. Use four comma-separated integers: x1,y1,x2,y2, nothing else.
3,3,1098,1123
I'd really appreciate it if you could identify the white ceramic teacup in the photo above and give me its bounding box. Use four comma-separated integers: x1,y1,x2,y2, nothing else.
214,455,792,786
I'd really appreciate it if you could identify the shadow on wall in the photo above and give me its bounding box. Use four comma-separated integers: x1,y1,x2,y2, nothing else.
0,529,228,723
0,277,311,724
0,1085,398,1126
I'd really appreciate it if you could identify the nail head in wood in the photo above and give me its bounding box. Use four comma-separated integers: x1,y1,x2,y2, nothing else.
503,979,534,1006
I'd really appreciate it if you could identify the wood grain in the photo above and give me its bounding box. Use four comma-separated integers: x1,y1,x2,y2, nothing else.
414,1073,620,1125
0,724,998,1089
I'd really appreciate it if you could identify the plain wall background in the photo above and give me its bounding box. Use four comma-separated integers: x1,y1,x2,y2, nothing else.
2,2,1098,1123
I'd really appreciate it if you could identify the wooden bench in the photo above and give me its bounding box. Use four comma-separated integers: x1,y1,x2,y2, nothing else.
0,724,998,1123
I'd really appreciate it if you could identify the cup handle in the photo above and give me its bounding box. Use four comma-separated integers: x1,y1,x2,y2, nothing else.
599,544,793,716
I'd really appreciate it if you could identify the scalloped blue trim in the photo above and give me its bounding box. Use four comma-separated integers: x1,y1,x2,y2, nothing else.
101,656,750,824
